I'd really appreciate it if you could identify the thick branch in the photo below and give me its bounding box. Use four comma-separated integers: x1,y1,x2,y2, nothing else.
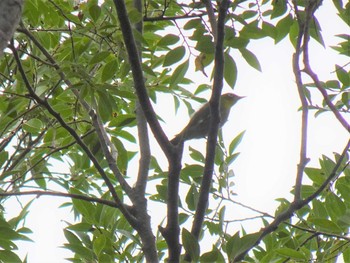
129,0,158,262
187,1,230,260
133,0,151,196
159,147,183,263
113,0,173,158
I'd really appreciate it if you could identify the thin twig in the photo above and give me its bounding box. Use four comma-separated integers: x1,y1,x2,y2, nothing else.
17,26,132,195
292,0,310,202
201,0,218,42
10,44,138,227
0,190,121,208
234,139,350,261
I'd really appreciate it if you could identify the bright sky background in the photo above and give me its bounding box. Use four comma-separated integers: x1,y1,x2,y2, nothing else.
5,1,350,262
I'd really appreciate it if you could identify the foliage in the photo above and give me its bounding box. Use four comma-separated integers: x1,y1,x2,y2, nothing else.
0,0,349,262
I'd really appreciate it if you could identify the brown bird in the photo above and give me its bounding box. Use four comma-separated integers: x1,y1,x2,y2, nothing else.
171,93,243,144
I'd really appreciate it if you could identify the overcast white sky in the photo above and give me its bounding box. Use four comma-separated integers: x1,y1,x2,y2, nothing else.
5,1,350,262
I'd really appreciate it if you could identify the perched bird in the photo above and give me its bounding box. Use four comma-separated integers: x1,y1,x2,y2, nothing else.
171,93,243,144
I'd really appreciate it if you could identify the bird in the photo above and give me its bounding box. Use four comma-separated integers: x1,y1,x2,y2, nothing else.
171,93,243,144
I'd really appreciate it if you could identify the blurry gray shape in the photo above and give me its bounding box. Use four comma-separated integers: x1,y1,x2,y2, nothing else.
0,0,23,56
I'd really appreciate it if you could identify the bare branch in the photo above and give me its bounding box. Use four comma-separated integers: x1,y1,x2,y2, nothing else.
113,0,173,158
201,0,218,42
291,0,310,201
302,1,349,132
186,2,231,261
144,12,205,22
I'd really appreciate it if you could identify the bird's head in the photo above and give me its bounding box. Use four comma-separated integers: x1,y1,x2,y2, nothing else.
221,93,244,108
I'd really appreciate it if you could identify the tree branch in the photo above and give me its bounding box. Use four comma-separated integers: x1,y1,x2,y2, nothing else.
127,0,158,261
10,44,138,228
302,11,350,133
234,138,350,261
113,0,173,159
201,0,218,42
0,190,122,208
143,12,205,22
186,1,230,261
17,26,133,195
292,0,310,201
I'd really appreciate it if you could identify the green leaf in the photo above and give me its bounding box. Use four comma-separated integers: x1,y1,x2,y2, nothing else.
325,80,341,90
224,53,237,88
158,34,180,46
262,22,276,39
239,48,261,71
97,91,114,122
189,146,205,163
304,167,326,186
194,84,211,95
326,193,346,221
226,37,249,49
226,232,240,260
112,137,129,173
335,65,350,86
343,246,350,263
182,228,200,261
0,151,8,169
89,51,111,65
271,0,287,18
275,247,307,260
200,246,225,262
23,118,43,134
128,7,142,23
184,19,201,30
89,4,101,22
163,46,186,66
275,14,294,43
238,232,260,254
229,131,245,155
240,22,266,39
0,227,22,240
109,114,136,128
66,223,92,232
64,243,94,260
64,229,81,245
308,218,343,233
185,184,199,211
101,59,118,82
196,35,215,53
200,250,219,262
309,17,325,47
170,60,189,88
181,164,204,181
93,234,106,256
70,190,96,223
225,153,240,166
0,250,22,263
